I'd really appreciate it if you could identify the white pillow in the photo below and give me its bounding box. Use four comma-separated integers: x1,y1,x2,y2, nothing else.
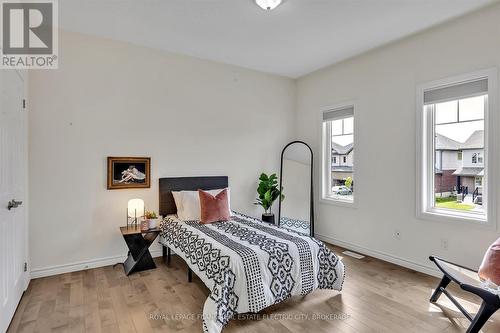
172,191,183,215
178,188,231,221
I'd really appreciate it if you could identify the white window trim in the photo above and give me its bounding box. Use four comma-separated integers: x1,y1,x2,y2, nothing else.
320,101,357,208
416,68,498,228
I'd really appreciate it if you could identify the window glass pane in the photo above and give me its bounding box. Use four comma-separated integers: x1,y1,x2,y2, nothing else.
343,117,354,134
331,119,343,135
433,96,485,215
459,95,485,122
435,100,458,124
475,177,482,187
328,115,354,202
332,134,353,146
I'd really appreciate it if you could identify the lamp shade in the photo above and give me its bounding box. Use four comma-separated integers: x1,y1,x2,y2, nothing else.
127,199,144,218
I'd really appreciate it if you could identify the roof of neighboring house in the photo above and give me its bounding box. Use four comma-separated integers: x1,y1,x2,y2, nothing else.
435,134,461,151
452,167,484,176
460,130,484,150
332,142,353,155
436,130,484,151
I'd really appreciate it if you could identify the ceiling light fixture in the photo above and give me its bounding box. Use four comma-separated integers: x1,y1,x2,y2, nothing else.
255,0,282,11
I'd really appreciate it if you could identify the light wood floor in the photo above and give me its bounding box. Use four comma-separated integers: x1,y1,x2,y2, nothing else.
8,245,500,333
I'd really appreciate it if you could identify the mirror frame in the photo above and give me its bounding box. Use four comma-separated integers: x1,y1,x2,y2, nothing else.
278,140,314,236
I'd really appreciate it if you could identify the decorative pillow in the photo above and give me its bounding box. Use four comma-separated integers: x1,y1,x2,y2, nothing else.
178,191,202,220
478,237,500,285
172,191,183,216
198,189,230,224
178,188,231,221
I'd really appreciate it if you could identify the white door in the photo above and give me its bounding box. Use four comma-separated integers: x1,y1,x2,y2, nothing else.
0,69,28,332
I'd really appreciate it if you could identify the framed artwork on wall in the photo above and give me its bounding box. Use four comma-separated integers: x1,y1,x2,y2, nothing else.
107,157,151,190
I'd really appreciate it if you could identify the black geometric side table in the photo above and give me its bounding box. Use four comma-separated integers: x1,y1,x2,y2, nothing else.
119,226,160,275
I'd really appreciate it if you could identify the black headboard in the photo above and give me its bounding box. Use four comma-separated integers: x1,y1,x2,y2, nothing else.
159,176,229,216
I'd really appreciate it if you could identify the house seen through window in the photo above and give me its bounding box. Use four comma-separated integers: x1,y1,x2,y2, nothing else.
433,94,485,215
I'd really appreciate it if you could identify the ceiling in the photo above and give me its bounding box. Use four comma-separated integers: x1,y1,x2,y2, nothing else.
59,0,496,78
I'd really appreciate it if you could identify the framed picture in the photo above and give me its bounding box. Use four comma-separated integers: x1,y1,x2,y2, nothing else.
107,157,151,190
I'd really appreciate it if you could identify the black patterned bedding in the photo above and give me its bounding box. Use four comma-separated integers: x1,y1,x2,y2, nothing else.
159,212,345,333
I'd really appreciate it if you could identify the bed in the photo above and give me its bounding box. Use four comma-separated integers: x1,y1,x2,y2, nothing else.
158,176,345,333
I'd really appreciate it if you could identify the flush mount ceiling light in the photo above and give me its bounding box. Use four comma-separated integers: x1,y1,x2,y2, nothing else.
255,0,282,11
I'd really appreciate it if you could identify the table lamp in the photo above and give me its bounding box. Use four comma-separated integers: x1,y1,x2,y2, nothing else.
127,198,144,227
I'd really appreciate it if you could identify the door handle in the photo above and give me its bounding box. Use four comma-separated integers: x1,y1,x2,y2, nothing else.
7,199,22,210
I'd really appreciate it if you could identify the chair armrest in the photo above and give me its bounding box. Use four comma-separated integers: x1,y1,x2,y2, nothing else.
430,256,481,288
430,256,478,273
430,256,500,307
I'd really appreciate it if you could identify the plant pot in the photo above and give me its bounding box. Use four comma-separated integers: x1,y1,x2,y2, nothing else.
261,213,275,224
148,218,159,229
140,219,150,232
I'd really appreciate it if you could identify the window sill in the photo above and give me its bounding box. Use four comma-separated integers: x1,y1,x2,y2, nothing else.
417,208,492,228
320,197,357,208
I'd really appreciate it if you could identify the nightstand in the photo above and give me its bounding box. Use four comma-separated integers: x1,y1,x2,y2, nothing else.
119,225,160,275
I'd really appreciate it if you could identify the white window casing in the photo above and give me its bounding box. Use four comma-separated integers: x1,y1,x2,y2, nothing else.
416,68,497,227
321,103,356,207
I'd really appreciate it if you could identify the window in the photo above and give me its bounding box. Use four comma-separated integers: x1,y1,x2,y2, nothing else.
322,105,354,203
472,152,483,164
417,69,497,225
475,176,483,188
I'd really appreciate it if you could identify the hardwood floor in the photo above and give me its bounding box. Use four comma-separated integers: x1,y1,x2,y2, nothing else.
8,245,500,333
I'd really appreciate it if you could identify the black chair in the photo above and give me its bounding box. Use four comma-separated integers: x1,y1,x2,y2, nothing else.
429,256,500,333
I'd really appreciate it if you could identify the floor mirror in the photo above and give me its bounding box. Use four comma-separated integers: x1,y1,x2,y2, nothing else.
278,141,314,236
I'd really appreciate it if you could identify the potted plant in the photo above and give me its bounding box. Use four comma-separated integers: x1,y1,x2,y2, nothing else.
255,173,284,224
144,210,159,229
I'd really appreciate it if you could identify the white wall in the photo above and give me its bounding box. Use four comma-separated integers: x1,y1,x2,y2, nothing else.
442,150,460,170
28,31,295,276
463,149,484,167
296,3,500,271
332,152,353,167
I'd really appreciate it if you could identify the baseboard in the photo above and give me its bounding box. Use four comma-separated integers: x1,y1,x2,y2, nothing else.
316,233,442,278
30,249,163,279
31,237,442,280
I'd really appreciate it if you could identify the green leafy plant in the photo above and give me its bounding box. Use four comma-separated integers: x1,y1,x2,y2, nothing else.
345,176,353,189
145,211,158,219
255,173,284,214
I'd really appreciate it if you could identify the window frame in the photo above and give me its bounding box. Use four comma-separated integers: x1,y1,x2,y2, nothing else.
320,102,357,207
416,68,497,227
472,153,478,164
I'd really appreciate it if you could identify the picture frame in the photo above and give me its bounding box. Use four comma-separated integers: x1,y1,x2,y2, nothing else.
107,157,151,190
